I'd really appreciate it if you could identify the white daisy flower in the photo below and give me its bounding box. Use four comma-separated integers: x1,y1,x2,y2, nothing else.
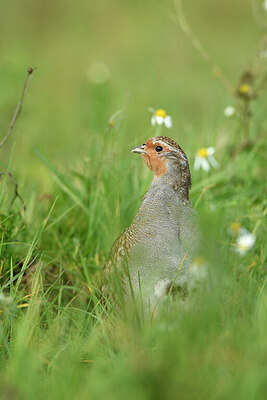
224,106,236,118
236,231,256,256
194,147,219,171
189,256,208,280
149,108,172,128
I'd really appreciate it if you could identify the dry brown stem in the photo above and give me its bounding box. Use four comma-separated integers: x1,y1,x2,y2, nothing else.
0,67,35,209
0,67,35,149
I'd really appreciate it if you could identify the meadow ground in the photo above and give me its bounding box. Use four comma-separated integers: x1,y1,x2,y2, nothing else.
0,1,266,399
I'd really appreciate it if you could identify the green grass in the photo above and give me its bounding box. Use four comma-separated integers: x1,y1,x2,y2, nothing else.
0,0,267,399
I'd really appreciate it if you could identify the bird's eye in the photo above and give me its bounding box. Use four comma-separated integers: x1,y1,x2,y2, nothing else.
155,145,163,152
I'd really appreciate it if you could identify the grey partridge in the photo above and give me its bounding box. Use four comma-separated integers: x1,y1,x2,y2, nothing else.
102,136,199,310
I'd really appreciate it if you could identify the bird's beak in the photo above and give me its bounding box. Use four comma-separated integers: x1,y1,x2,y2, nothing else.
131,146,146,154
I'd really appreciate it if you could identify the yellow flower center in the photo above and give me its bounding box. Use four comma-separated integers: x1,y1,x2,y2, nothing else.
238,84,251,94
155,109,167,118
196,148,208,158
230,222,241,234
108,119,115,128
238,243,249,250
193,256,206,266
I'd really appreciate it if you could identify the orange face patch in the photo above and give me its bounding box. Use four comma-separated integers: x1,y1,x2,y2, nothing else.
141,139,170,178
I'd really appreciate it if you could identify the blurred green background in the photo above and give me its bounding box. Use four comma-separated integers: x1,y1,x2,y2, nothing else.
0,0,264,192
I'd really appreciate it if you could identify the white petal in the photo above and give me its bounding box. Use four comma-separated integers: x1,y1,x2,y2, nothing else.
200,158,210,171
239,227,249,235
207,147,215,156
224,106,235,117
238,233,256,247
189,264,208,280
194,156,201,170
156,116,164,125
164,116,172,128
236,232,256,255
236,247,246,256
208,155,219,168
151,116,156,126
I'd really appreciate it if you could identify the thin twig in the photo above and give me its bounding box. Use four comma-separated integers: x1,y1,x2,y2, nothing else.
0,172,25,210
0,67,35,209
0,67,35,149
174,0,234,96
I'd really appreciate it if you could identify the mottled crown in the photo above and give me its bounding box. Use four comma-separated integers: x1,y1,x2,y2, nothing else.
153,136,191,192
153,136,189,164
154,136,184,151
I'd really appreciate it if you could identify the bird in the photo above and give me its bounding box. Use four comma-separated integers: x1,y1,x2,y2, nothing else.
102,136,199,311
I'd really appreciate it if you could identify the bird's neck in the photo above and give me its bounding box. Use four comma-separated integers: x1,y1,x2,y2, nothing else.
153,170,191,204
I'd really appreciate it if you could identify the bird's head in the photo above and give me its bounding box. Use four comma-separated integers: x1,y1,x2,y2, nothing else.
132,136,191,195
